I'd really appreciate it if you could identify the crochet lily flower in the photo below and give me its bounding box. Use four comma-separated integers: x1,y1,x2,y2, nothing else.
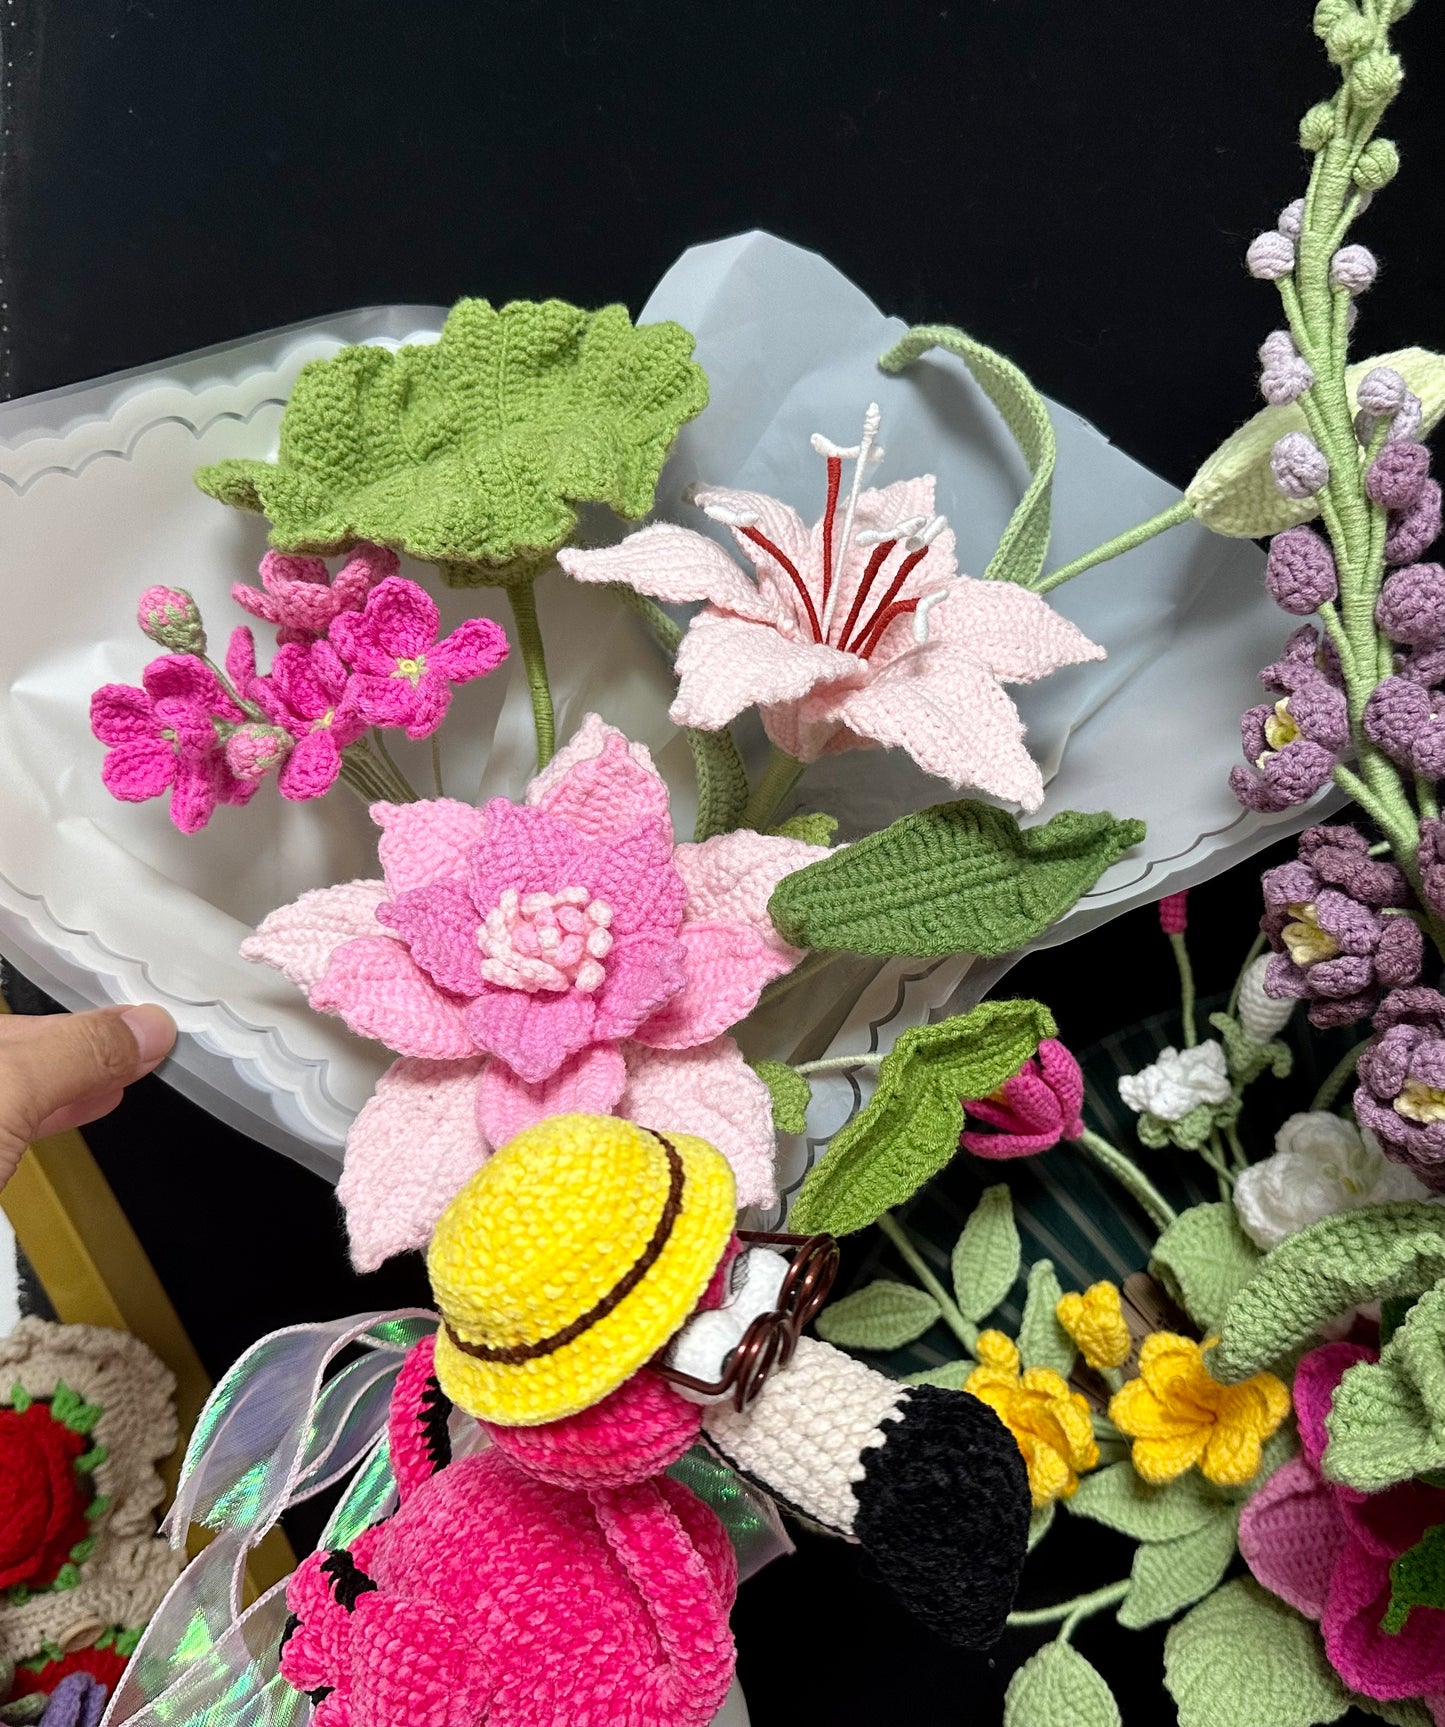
964,1330,1098,1507
231,544,396,645
243,716,827,1266
1055,1281,1132,1372
1108,1333,1289,1488
557,411,1104,812
958,1038,1084,1158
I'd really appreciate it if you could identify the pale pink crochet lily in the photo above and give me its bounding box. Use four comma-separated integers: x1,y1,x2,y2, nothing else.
243,716,825,1268
557,449,1103,812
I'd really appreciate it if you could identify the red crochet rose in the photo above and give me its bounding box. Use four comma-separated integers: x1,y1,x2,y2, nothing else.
7,1642,129,1702
0,1402,91,1590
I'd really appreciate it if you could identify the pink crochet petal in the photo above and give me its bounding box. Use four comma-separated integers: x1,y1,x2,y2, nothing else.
476,1044,627,1148
312,936,476,1060
672,831,829,960
333,544,398,608
168,759,221,834
262,550,330,593
276,726,344,800
631,922,789,1050
1037,1038,1085,1136
349,674,422,730
583,818,687,937
226,626,259,693
464,982,598,1084
338,1056,490,1272
620,1037,777,1209
365,576,440,658
329,609,392,676
270,642,330,720
1295,1342,1373,1469
834,642,1047,811
378,879,487,998
280,1551,353,1693
373,798,488,893
142,653,224,707
1323,1537,1445,1699
90,683,156,745
672,612,854,730
429,616,509,683
468,800,595,915
101,737,175,801
527,715,672,842
242,879,391,991
557,524,776,623
820,476,949,634
690,484,813,576
925,577,1105,683
1238,1455,1342,1621
401,673,451,740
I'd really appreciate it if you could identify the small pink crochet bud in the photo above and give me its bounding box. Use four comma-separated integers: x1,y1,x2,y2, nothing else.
1158,892,1189,936
958,1039,1084,1159
1367,441,1431,511
1266,527,1339,615
225,722,293,782
137,584,206,655
1271,432,1330,499
1330,244,1378,295
1247,231,1296,281
1276,198,1306,240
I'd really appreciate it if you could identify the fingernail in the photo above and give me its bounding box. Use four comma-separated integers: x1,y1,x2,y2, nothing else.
120,1004,178,1071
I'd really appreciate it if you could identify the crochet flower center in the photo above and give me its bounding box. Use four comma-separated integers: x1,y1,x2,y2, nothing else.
1259,697,1301,762
1280,901,1340,966
1395,1078,1445,1124
477,886,615,994
394,655,426,687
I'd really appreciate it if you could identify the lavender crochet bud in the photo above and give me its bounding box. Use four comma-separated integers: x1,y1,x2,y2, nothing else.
1330,244,1378,295
1390,393,1423,444
1247,231,1296,281
1358,367,1408,418
1350,49,1404,106
1277,199,1306,240
1266,528,1338,615
1368,441,1431,511
1300,102,1337,152
1271,432,1329,500
1375,564,1445,647
1355,138,1400,191
137,584,207,655
1386,481,1443,567
1258,332,1314,407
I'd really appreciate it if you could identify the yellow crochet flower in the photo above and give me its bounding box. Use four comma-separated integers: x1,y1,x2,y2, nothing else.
1055,1281,1132,1371
965,1330,1099,1508
1107,1332,1290,1488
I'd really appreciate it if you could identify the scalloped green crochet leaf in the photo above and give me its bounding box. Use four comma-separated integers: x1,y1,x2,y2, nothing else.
1151,1203,1262,1335
952,1184,1020,1321
751,1061,811,1137
767,801,1145,959
195,300,709,586
1118,1509,1239,1629
814,1280,940,1351
1186,348,1445,539
1212,1203,1445,1383
787,1000,1056,1236
1018,1258,1076,1377
1324,1282,1445,1493
1164,1581,1350,1727
1004,1639,1120,1727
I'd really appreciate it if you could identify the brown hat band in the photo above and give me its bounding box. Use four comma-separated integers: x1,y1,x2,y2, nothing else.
443,1129,686,1367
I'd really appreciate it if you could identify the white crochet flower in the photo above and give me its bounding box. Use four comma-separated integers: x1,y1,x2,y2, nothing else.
1234,1110,1437,1251
1117,1042,1231,1122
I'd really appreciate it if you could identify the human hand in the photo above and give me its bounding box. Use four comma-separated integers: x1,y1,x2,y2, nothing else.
0,1004,176,1189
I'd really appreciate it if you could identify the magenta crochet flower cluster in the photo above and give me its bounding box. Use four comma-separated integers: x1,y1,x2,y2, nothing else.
244,716,827,1268
1353,986,1445,1190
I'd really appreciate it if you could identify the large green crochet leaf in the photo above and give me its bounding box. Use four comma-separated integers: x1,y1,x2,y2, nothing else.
1212,1203,1445,1383
1324,1282,1445,1493
1186,347,1445,539
1150,1202,1262,1335
1164,1581,1351,1727
195,299,709,587
1118,1508,1239,1630
787,1000,1056,1236
766,801,1145,959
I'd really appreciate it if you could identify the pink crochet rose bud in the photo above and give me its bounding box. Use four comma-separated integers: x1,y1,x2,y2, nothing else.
1367,441,1432,512
224,722,294,783
1158,892,1189,935
958,1039,1084,1159
136,584,206,656
1266,527,1338,616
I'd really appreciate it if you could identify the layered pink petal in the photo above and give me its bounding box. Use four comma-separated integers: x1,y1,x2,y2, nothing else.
312,935,476,1059
142,653,228,709
1324,1538,1445,1699
590,929,690,1044
691,484,813,583
90,683,156,745
526,714,672,842
464,982,598,1083
101,737,175,801
1038,1038,1086,1135
672,611,858,731
1238,1455,1342,1620
468,800,595,916
333,544,398,608
378,880,487,998
429,615,509,683
834,641,1047,810
372,797,488,893
363,576,439,659
632,922,791,1050
338,1056,490,1271
673,830,828,960
1296,1343,1372,1469
476,1044,627,1148
583,818,687,936
276,726,344,800
242,879,391,992
925,577,1105,683
620,1037,777,1209
168,759,223,834
557,525,776,623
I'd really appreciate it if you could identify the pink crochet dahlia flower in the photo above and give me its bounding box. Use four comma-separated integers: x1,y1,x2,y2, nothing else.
244,716,825,1266
231,543,396,645
557,413,1103,812
1239,1341,1445,1720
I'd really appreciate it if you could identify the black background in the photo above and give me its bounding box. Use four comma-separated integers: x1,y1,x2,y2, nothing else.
5,2,1444,1721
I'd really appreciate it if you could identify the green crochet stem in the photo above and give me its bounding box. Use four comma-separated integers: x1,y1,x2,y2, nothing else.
507,580,556,771
876,1211,978,1355
1006,1579,1130,1632
340,736,418,805
742,746,805,831
1170,931,1197,1048
1070,1129,1177,1234
369,729,418,801
1032,499,1192,595
795,1052,884,1077
1310,1040,1366,1112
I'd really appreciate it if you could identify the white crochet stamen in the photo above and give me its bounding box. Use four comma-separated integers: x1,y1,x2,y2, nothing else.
701,502,761,529
913,587,954,643
819,403,883,639
856,515,927,547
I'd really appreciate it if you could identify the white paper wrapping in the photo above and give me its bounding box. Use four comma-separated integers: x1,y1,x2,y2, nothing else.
0,232,1322,1178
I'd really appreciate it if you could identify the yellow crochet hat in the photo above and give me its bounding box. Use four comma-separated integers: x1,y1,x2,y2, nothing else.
428,1112,737,1426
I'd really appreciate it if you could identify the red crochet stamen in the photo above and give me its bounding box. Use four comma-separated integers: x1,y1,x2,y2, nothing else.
741,526,822,641
819,455,842,611
846,545,930,656
836,540,896,654
854,595,923,659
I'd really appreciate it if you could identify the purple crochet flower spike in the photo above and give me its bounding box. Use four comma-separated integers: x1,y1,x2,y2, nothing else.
1386,479,1442,568
1367,441,1432,512
1230,627,1348,813
1261,826,1421,1028
1375,562,1445,647
1356,987,1445,1190
1364,675,1445,778
1420,819,1445,923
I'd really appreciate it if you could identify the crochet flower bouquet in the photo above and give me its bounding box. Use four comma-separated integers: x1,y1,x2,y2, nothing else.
81,3,1445,1725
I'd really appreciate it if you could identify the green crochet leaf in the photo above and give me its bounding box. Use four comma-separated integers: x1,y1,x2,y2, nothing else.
1381,1294,1419,1347
787,1000,1056,1236
1164,1581,1350,1727
1118,1509,1239,1629
1185,348,1445,539
771,812,839,847
1027,1502,1056,1551
951,1184,1021,1322
1018,1259,1077,1377
767,801,1145,959
8,1382,30,1414
1066,1460,1226,1544
1151,1203,1263,1335
751,1061,812,1137
879,324,1056,591
1323,1282,1445,1493
1384,1522,1445,1634
195,300,709,587
1209,1010,1293,1089
1003,1639,1120,1727
49,1382,103,1436
814,1280,941,1351
1350,1700,1436,1727
903,1359,973,1390
1212,1203,1445,1382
